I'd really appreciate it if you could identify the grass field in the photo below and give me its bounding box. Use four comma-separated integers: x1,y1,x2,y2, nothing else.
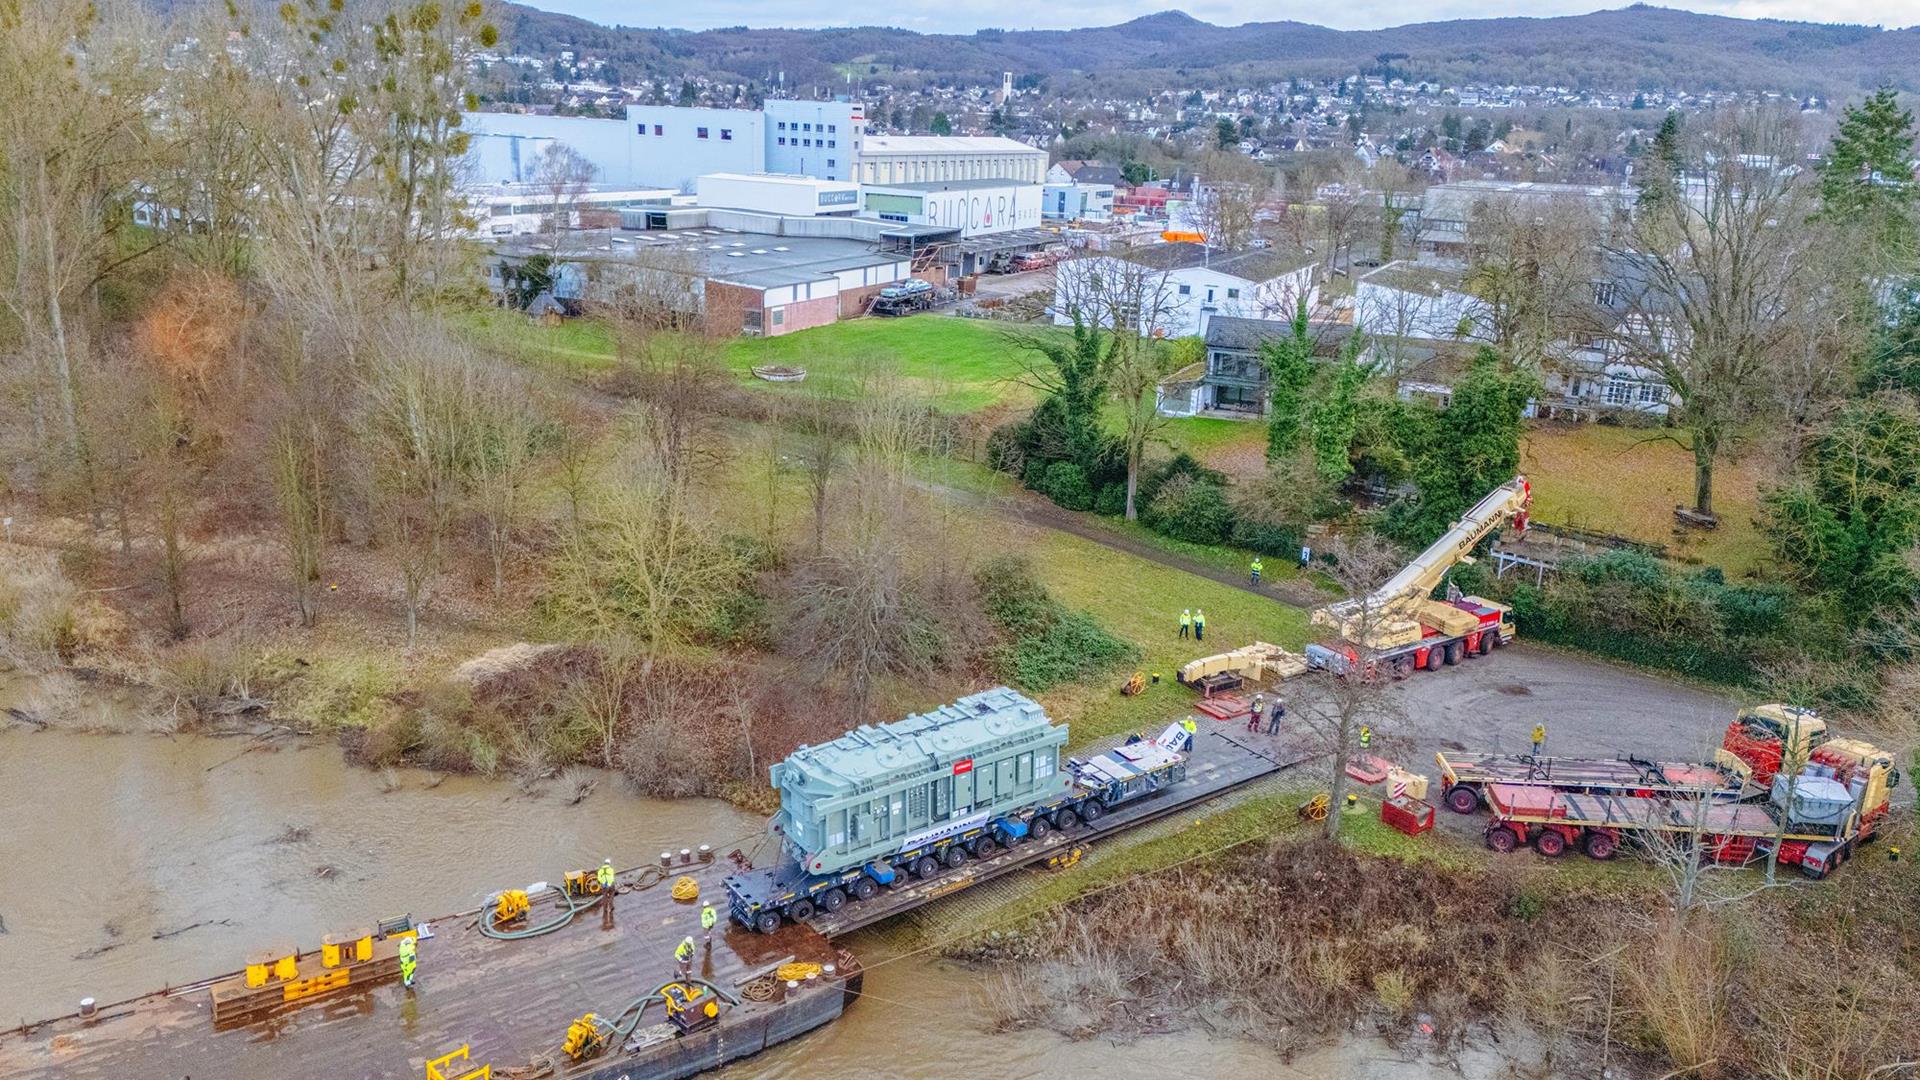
1019,527,1310,745
1520,422,1770,576
453,307,620,371
726,316,1047,413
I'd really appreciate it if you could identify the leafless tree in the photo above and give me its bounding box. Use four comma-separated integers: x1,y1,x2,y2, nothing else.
1466,194,1605,370
1291,535,1409,840
1607,109,1827,518
528,141,597,254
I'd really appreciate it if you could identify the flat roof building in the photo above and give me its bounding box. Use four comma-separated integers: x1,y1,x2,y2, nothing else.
857,135,1047,186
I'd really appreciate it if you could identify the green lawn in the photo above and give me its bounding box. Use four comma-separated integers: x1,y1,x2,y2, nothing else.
451,307,620,372
726,316,1052,414
1019,528,1310,745
1521,422,1771,576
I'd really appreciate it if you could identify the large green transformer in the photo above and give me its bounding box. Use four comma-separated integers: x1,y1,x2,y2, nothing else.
770,687,1071,877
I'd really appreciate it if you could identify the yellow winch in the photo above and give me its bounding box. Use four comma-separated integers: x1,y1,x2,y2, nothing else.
493,889,531,925
562,1012,607,1061
661,982,722,1034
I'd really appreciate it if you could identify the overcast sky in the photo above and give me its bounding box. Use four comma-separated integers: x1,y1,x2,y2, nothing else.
522,1,1915,33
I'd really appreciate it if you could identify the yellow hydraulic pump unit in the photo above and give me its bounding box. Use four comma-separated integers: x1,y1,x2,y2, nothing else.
563,870,600,898
662,982,722,1034
493,889,530,925
562,1013,607,1061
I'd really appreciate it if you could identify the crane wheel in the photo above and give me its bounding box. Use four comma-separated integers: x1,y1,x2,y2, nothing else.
1028,817,1053,843
787,899,815,921
1079,800,1106,824
851,877,879,901
818,887,847,913
1055,808,1080,830
942,846,969,869
755,911,783,934
912,855,940,880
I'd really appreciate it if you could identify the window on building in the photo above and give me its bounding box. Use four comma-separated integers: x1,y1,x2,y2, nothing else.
828,140,836,148
803,123,812,131
802,138,811,147
828,124,836,132
1603,379,1632,406
827,159,836,168
777,121,787,130
1205,288,1215,303
720,129,732,141
1593,280,1619,307
653,124,663,136
1637,382,1663,404
771,307,785,326
1178,284,1192,295
1226,288,1240,300
696,127,709,139
778,137,786,146
635,123,644,134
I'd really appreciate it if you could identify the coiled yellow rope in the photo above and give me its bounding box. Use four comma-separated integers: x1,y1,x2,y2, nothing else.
775,962,823,982
670,876,699,901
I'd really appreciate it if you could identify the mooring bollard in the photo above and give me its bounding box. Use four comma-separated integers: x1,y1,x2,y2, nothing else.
79,998,97,1020
697,844,713,863
659,851,673,868
679,848,692,865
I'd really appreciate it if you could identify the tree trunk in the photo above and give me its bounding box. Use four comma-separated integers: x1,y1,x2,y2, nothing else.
1124,455,1140,521
1691,429,1717,517
1325,740,1353,841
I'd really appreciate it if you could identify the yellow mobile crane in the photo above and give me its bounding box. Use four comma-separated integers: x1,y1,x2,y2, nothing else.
1308,476,1532,676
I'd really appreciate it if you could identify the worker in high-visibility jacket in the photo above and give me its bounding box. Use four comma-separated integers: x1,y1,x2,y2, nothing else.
1249,557,1263,586
1178,609,1192,640
1532,724,1547,758
397,935,418,989
1180,716,1197,752
700,903,719,944
674,935,696,979
1193,609,1206,642
1358,725,1372,753
597,859,617,893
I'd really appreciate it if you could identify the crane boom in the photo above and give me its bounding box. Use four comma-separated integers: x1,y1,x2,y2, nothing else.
1313,476,1531,646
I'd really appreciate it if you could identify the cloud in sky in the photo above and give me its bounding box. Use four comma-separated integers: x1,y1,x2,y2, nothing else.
526,0,1915,33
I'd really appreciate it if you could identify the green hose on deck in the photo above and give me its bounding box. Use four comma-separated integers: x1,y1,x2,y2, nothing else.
594,978,743,1045
478,887,593,941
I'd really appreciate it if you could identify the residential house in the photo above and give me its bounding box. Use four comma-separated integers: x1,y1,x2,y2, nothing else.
1052,242,1321,340
1156,315,1355,417
1043,159,1121,221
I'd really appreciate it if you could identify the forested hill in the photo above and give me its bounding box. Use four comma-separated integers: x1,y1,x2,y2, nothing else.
497,4,1918,98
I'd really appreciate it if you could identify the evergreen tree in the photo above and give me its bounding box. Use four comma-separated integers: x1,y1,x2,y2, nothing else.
1215,117,1239,150
929,111,952,136
1260,298,1318,461
1636,110,1683,215
1817,86,1918,267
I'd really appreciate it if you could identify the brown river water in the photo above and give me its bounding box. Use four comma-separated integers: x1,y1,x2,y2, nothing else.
0,675,1563,1079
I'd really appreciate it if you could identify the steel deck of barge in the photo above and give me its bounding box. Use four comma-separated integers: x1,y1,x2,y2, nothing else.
0,729,1295,1079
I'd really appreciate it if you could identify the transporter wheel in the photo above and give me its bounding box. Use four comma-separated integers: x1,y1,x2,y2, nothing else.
1027,817,1053,843
1445,784,1481,815
912,855,940,880
1534,829,1567,857
1584,832,1618,860
1477,632,1493,656
943,846,969,870
850,877,879,901
818,887,847,913
972,835,998,858
754,911,783,935
1079,800,1107,824
1054,808,1081,831
787,899,815,922
1445,641,1464,666
1485,826,1518,854
1392,656,1415,679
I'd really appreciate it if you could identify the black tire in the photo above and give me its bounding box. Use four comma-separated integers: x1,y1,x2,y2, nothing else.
972,835,998,858
1485,826,1518,853
1422,646,1442,671
1445,641,1464,666
1534,829,1567,857
943,845,969,870
754,910,783,934
850,877,879,901
1584,832,1618,860
1027,817,1053,843
1079,800,1107,824
1393,656,1415,678
1476,631,1493,656
1054,808,1080,830
1445,785,1481,815
818,887,847,913
787,899,815,922
912,855,940,880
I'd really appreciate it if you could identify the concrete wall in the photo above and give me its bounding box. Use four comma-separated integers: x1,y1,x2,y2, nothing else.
464,113,635,184
768,293,839,336
764,100,864,182
624,106,765,190
696,174,859,217
862,183,1041,238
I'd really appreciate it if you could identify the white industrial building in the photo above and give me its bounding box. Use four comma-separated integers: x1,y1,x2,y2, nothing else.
467,184,679,236
860,180,1041,238
695,173,860,217
464,100,865,192
856,136,1047,186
